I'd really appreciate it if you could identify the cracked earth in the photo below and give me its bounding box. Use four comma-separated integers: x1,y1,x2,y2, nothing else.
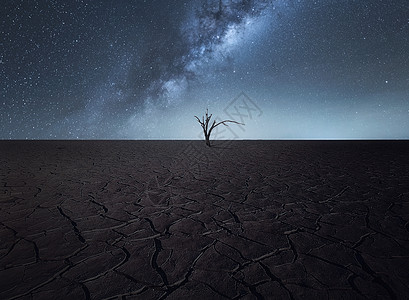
1,140,409,299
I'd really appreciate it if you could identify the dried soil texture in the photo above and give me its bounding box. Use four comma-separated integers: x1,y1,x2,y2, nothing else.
1,140,409,299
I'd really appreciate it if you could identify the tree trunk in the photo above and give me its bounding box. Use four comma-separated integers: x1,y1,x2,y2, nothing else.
205,133,211,147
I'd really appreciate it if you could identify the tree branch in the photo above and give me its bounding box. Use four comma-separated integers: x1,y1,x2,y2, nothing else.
211,120,244,130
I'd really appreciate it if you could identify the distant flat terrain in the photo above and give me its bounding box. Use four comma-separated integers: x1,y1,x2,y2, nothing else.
1,140,409,299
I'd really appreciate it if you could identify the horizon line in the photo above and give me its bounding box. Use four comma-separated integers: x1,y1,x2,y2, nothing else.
1,138,409,141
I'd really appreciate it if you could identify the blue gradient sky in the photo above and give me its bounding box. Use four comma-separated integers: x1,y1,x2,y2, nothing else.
1,0,408,139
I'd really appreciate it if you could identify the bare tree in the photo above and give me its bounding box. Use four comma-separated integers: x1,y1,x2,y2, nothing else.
195,109,244,147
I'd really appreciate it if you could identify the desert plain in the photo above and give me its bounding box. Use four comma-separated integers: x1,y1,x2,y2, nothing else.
1,140,409,299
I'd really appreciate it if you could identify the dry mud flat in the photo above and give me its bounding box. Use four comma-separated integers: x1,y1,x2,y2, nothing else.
1,140,409,299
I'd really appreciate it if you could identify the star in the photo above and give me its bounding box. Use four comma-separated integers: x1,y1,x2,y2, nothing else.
1,0,408,139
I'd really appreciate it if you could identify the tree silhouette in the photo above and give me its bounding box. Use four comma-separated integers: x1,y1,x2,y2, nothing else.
195,109,244,147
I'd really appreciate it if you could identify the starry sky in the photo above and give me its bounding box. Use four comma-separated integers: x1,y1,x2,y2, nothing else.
1,0,409,139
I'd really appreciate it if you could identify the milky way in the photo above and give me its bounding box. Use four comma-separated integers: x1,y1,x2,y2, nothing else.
1,0,409,139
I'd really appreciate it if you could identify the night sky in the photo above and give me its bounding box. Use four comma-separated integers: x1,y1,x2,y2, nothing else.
1,0,408,139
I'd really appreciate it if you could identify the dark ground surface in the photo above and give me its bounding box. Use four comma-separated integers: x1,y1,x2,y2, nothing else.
1,140,409,299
